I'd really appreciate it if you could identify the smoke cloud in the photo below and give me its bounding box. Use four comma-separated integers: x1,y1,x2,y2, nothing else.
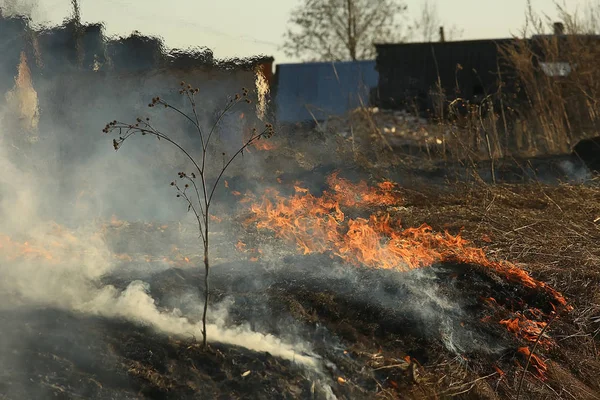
0,0,38,18
0,15,324,398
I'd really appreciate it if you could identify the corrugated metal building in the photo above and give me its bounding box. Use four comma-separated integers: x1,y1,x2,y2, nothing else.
375,29,600,114
375,39,516,113
274,60,378,124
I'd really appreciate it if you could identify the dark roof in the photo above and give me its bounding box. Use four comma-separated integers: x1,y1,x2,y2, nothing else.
375,38,516,48
376,34,600,48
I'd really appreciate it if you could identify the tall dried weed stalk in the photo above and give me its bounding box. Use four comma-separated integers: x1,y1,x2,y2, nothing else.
103,83,274,348
421,3,600,164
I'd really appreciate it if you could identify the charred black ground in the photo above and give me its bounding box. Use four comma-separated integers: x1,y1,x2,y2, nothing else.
2,148,599,400
0,257,575,399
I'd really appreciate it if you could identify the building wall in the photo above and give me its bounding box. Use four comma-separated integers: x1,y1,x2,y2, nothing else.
274,60,378,124
376,39,516,113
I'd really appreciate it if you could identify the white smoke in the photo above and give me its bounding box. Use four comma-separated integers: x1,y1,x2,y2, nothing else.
0,64,320,375
0,0,37,15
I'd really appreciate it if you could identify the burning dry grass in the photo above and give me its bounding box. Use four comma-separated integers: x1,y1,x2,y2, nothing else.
391,180,600,397
397,181,600,303
242,173,570,309
1,171,599,398
231,170,600,398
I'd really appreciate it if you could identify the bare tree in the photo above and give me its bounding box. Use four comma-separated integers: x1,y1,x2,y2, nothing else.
283,0,408,61
103,83,274,348
408,0,463,43
415,0,440,42
556,0,600,34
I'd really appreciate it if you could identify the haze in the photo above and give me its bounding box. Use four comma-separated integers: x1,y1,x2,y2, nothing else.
11,0,596,62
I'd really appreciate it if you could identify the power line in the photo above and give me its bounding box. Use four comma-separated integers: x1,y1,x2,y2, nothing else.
97,0,282,48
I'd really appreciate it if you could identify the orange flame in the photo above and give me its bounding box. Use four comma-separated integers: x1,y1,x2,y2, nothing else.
0,219,200,270
493,365,505,377
500,314,552,347
6,51,39,131
518,347,548,379
236,240,247,252
252,140,277,151
0,235,55,262
244,173,569,309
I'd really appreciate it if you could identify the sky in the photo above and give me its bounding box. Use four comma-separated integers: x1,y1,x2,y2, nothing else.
11,0,596,63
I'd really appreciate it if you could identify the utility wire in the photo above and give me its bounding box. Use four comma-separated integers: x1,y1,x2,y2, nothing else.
97,0,281,48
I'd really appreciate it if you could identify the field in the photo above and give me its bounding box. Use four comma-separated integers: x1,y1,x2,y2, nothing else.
2,117,599,399
1,12,600,397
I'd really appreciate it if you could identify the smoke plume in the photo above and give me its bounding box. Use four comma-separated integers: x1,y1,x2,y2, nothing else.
0,17,322,395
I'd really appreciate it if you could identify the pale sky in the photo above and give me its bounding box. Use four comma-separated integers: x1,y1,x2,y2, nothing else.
22,0,594,63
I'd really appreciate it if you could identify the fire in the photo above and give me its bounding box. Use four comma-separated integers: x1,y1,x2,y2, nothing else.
254,67,269,120
0,221,102,265
236,240,247,252
252,140,277,151
242,174,572,350
0,234,55,262
0,218,199,270
518,347,548,379
243,173,570,309
109,214,127,228
500,314,552,347
493,365,505,377
5,51,39,131
210,215,223,223
239,109,277,152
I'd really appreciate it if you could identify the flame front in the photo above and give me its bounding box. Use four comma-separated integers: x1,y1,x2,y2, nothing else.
0,219,193,269
243,173,569,308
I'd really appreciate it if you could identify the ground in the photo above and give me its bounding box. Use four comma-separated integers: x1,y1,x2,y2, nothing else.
2,128,600,400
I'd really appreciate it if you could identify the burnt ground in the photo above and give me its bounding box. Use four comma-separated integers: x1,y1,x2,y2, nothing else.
4,255,592,400
3,132,600,399
0,307,324,400
5,177,600,400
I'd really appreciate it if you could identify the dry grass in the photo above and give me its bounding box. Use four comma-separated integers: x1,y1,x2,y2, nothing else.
396,181,600,301
378,179,600,398
352,4,600,168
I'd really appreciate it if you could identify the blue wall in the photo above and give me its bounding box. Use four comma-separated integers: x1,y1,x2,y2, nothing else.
274,60,378,123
